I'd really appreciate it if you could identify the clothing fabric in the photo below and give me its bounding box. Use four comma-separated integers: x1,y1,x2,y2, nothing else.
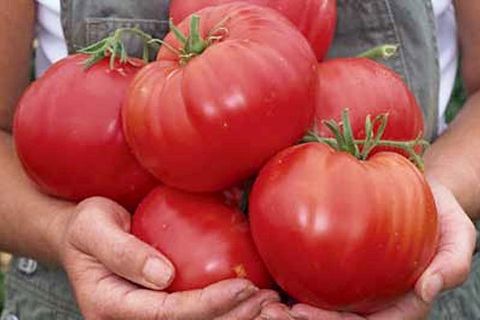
3,1,477,320
432,0,458,133
35,0,68,77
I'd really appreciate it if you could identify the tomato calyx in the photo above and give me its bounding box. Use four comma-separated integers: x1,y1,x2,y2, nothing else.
357,44,399,60
157,15,230,65
79,28,159,69
304,109,429,169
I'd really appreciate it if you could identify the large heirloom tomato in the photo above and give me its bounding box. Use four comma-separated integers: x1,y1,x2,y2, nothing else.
249,142,438,313
123,3,317,192
314,58,424,149
169,0,337,61
14,55,157,209
132,186,272,291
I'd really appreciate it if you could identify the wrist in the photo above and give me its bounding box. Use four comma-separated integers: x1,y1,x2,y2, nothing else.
42,201,76,266
425,158,480,219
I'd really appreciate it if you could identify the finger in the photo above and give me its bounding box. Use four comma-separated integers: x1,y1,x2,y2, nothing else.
109,279,259,320
256,302,300,320
291,304,364,320
71,197,175,290
367,292,430,320
416,183,476,303
217,290,280,320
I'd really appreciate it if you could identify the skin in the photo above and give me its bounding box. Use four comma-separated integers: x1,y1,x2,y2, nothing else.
0,1,280,319
0,0,477,319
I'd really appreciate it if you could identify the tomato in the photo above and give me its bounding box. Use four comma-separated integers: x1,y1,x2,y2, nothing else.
314,58,424,153
131,186,272,291
123,3,317,192
249,142,438,313
169,0,337,61
14,54,157,210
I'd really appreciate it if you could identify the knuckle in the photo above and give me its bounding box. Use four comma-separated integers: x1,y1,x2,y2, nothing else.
111,236,133,262
156,294,180,320
78,196,110,209
197,287,226,316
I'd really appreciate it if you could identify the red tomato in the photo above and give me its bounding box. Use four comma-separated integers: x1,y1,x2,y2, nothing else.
249,143,438,313
132,186,272,291
314,58,424,151
14,54,157,209
123,3,317,192
169,0,337,61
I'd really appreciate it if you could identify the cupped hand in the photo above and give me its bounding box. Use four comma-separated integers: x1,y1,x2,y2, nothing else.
261,180,476,320
58,197,279,319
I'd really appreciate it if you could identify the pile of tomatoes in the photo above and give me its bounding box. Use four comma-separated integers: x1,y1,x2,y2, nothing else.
13,0,439,314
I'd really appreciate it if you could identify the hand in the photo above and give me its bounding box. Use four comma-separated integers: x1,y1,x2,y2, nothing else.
261,180,476,320
58,197,280,319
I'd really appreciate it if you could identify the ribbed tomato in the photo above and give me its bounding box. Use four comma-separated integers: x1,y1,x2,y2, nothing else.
123,3,317,192
249,142,438,313
169,0,337,61
314,58,424,151
14,55,157,209
132,186,272,291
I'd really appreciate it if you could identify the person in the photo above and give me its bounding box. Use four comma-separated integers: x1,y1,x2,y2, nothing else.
0,0,478,319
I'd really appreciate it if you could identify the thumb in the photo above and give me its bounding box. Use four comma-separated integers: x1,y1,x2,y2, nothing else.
415,183,476,303
69,197,175,290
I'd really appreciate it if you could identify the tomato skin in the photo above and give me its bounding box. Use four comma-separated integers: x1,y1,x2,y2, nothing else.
124,3,317,192
169,0,337,61
14,54,157,210
315,58,424,152
131,186,273,291
249,143,438,313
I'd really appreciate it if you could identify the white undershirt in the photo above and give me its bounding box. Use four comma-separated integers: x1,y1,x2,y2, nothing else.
432,0,459,133
34,0,458,133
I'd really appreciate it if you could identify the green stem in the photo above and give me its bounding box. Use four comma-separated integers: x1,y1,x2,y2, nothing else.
357,44,399,60
167,15,229,65
305,133,428,170
78,27,160,69
341,109,361,158
303,109,429,171
187,15,208,55
169,19,188,45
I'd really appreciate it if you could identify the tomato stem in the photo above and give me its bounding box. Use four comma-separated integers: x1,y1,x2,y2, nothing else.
357,44,399,60
303,109,429,170
186,15,208,55
165,15,230,65
78,27,160,69
341,110,361,157
169,19,188,45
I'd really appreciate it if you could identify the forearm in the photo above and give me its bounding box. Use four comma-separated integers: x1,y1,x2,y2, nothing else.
425,91,480,219
0,1,35,131
0,130,73,264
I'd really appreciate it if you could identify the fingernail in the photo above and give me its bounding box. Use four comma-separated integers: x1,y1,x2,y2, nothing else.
143,256,174,289
235,284,259,301
421,274,443,303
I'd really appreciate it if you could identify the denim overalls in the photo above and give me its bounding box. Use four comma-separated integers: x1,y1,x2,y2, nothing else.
2,1,479,319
